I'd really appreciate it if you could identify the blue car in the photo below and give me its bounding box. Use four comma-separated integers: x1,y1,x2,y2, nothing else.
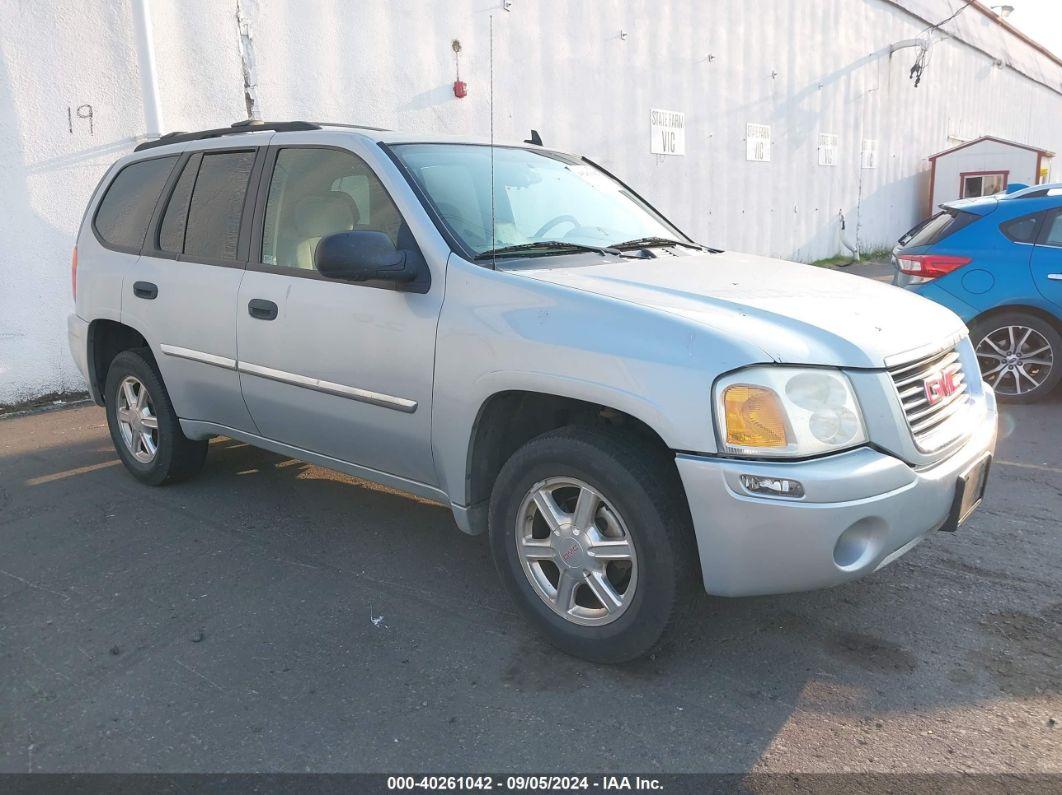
893,183,1062,402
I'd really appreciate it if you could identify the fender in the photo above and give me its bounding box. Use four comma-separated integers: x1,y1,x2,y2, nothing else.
434,369,687,519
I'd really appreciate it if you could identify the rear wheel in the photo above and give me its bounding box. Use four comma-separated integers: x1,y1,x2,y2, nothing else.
488,426,697,663
104,349,208,485
971,312,1060,403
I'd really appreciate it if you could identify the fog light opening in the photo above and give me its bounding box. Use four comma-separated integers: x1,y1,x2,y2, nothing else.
740,474,805,499
833,518,886,571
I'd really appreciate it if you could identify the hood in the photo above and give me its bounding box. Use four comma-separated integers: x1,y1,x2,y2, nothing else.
512,250,967,368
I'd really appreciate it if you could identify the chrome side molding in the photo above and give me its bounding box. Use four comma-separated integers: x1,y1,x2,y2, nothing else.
159,344,237,370
238,361,419,413
159,344,418,413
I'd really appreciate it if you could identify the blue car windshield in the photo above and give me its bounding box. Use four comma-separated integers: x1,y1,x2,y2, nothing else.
391,144,688,257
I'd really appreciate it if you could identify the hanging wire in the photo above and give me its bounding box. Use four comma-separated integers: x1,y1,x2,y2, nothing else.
909,0,976,87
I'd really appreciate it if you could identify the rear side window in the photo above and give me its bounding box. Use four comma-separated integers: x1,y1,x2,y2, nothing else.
183,151,256,262
94,156,177,250
1000,214,1041,243
900,210,977,248
158,155,200,253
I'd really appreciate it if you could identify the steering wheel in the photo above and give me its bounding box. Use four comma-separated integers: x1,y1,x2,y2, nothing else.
533,215,580,239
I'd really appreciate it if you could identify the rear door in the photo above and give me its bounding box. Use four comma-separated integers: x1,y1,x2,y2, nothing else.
1030,208,1062,310
85,154,178,329
122,139,269,432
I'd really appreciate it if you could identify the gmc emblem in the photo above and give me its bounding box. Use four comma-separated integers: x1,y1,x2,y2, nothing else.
924,369,958,406
562,542,580,564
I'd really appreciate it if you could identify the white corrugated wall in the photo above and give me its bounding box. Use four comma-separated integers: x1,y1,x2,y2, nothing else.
1,0,1061,404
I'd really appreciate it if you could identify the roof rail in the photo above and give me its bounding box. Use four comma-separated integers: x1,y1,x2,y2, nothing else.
1002,182,1062,199
312,121,391,132
133,120,321,152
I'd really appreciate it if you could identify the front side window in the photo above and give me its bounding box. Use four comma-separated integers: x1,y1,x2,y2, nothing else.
391,144,687,258
94,156,177,250
183,151,256,262
261,148,403,270
961,172,1007,199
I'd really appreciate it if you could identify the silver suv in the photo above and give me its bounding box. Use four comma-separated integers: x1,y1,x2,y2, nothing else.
69,121,998,662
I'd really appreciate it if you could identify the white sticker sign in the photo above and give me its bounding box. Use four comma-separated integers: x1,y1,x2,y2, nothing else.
746,123,771,162
861,138,878,169
818,133,838,166
650,109,685,156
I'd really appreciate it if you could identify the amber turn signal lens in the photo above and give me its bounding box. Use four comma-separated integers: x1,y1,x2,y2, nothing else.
723,385,789,448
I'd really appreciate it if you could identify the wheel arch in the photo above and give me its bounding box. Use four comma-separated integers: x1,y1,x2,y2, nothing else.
458,388,683,535
86,318,153,405
968,304,1062,334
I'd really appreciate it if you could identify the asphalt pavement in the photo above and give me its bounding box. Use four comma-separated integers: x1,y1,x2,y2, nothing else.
0,377,1059,774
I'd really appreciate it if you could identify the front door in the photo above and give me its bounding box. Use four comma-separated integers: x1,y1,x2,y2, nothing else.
235,141,442,486
1031,208,1062,310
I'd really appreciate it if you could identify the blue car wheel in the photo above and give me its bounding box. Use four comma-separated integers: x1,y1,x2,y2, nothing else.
970,312,1061,403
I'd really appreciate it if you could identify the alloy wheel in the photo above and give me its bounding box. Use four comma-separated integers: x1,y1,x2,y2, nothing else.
515,477,638,626
116,376,159,464
975,325,1054,397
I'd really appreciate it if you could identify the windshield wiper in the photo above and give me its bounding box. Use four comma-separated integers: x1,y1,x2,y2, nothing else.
474,241,621,260
612,236,704,251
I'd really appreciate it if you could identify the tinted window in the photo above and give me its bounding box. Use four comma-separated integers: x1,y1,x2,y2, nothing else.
94,156,177,250
901,210,976,248
1000,214,1040,244
184,151,256,262
261,148,404,270
158,156,200,253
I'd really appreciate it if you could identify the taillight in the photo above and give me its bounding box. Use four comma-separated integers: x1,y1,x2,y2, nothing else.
71,246,78,299
896,253,971,278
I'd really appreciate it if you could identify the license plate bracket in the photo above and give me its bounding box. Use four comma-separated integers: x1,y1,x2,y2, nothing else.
939,453,991,533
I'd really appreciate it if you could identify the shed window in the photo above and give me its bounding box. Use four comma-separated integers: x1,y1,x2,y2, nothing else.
960,172,1007,199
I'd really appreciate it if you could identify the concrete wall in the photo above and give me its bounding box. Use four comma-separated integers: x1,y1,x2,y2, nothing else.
2,0,1061,405
930,140,1043,208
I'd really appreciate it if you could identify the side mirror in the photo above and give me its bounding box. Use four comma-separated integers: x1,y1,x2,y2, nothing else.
315,230,416,283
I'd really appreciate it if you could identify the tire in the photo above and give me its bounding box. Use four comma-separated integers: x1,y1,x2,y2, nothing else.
104,348,208,485
488,426,698,663
970,312,1061,404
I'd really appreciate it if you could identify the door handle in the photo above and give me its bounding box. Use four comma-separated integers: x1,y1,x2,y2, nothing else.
248,298,279,320
133,281,158,300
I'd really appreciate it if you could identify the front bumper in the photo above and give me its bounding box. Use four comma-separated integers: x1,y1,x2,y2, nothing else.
675,406,997,597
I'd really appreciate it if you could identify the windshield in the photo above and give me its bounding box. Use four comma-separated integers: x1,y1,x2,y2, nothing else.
390,144,689,258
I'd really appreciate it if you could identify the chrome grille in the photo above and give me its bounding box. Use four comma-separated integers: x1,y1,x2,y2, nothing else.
888,345,971,450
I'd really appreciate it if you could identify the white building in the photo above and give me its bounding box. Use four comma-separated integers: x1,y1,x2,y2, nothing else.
2,0,1061,406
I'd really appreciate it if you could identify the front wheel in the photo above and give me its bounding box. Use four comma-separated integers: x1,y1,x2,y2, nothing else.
488,426,697,663
971,313,1060,403
104,349,208,485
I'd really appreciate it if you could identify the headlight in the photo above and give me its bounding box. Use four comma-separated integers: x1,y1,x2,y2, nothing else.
713,366,867,458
